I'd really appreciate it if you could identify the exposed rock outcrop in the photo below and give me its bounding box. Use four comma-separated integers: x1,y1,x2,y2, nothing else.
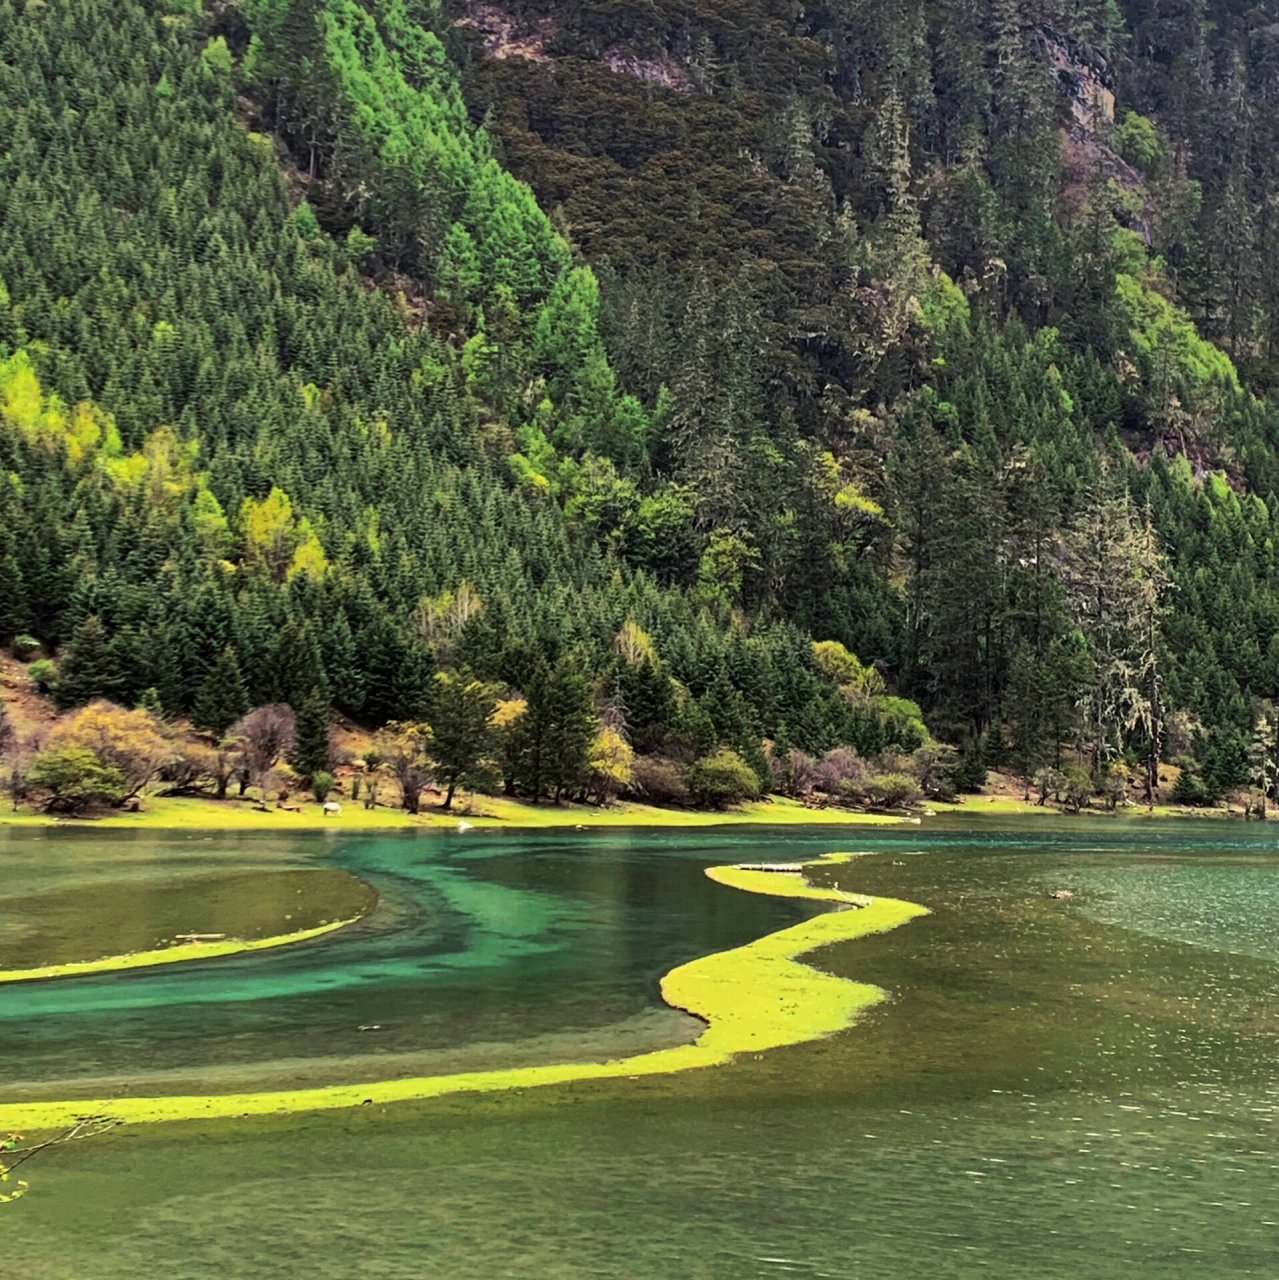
454,1,701,92
1041,25,1151,242
454,3,553,64
1041,24,1115,139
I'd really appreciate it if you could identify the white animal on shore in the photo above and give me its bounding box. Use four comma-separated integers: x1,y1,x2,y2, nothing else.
323,801,342,817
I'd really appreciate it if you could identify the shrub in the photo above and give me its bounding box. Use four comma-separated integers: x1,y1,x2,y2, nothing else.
589,726,634,804
779,748,818,796
629,756,690,806
911,742,958,800
48,700,173,801
1061,764,1094,813
27,746,125,812
164,740,220,794
1034,767,1065,805
28,658,57,693
865,772,923,810
1099,763,1131,810
877,696,927,750
813,747,867,797
1115,110,1166,174
687,749,761,808
311,770,335,803
812,640,880,693
836,775,870,807
12,634,40,660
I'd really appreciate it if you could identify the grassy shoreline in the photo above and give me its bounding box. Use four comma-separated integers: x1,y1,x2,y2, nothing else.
928,795,1261,821
0,789,1257,833
0,792,911,833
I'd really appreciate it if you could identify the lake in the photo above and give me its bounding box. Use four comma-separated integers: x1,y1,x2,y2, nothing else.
1,817,1276,1277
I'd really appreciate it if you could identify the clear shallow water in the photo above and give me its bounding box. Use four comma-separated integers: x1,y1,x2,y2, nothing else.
2,817,1278,1277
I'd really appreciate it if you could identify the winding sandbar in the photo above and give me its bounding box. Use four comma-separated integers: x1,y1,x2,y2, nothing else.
0,854,928,1131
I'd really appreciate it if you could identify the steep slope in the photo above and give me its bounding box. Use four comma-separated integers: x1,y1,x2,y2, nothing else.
3,0,1279,806
0,0,923,800
448,0,1279,788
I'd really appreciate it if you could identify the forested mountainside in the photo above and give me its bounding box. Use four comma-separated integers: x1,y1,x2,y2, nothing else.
2,0,1279,812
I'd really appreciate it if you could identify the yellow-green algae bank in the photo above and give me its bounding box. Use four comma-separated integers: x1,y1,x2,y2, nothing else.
0,916,364,985
0,854,927,1132
0,865,378,987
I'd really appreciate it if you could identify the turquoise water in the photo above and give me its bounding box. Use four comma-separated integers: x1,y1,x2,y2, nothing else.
2,818,1277,1277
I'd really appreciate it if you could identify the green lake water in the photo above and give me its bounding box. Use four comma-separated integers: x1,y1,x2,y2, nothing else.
1,818,1277,1277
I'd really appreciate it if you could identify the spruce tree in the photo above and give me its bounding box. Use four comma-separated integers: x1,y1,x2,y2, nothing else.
428,671,497,809
0,553,30,640
542,658,598,801
393,643,436,723
138,686,167,722
56,615,122,709
192,645,250,738
291,689,333,783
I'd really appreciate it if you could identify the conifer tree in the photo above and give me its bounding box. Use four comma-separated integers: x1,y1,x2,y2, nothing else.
291,689,333,783
0,553,30,640
193,645,250,739
541,659,597,802
55,615,122,709
428,671,497,809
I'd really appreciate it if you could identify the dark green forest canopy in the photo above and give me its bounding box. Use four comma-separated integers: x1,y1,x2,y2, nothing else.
1,0,1278,802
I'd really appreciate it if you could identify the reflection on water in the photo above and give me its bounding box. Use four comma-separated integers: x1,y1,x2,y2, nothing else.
2,817,1277,1278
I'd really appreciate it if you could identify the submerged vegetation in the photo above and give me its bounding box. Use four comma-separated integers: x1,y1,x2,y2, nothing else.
0,854,927,1131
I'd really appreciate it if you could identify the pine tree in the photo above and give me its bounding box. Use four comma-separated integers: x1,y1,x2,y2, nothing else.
542,659,597,801
269,619,329,709
428,671,497,809
291,689,333,783
0,552,31,640
55,615,122,709
192,645,250,738
393,643,436,723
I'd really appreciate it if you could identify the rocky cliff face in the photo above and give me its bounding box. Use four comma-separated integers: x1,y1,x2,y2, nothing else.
454,1,700,92
453,4,553,64
1042,24,1116,139
1042,24,1150,239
